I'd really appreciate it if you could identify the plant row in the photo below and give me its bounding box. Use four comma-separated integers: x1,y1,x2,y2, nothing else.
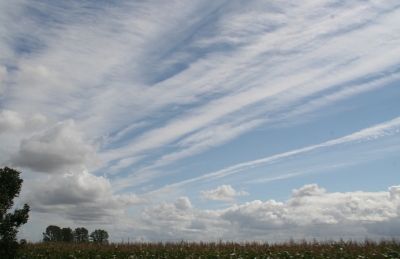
17,238,400,259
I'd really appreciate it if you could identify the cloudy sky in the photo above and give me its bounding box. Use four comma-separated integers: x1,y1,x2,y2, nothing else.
1,0,400,242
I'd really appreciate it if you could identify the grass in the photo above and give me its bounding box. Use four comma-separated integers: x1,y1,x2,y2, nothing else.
17,238,400,259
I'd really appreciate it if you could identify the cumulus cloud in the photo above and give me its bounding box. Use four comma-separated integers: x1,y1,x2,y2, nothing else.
173,197,192,210
201,185,249,202
135,196,226,240
292,183,326,197
0,110,47,133
24,168,147,222
389,185,400,201
221,184,400,237
118,184,400,241
10,119,98,173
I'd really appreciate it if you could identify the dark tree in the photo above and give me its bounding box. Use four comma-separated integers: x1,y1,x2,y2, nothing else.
0,167,30,259
90,229,109,243
73,227,89,243
43,225,62,242
61,227,74,243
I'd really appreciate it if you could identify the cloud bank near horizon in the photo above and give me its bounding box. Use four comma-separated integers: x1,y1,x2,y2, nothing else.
112,184,400,242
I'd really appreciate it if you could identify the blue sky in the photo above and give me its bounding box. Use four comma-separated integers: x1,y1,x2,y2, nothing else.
0,0,399,242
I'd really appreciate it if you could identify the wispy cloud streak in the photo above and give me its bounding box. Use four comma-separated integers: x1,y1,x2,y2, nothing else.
98,2,400,175
140,116,400,194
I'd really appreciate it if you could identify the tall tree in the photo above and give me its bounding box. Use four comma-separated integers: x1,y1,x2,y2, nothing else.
43,225,62,242
90,229,109,244
61,227,74,243
73,227,89,243
0,167,30,259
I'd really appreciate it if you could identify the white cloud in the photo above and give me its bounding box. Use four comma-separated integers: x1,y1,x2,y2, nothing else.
10,119,98,173
98,3,400,176
132,196,227,240
2,0,400,242
390,185,400,201
201,185,249,203
0,110,47,133
23,168,147,222
113,119,265,189
3,0,400,178
0,65,7,93
0,110,24,132
16,64,74,91
174,197,192,210
120,184,400,241
222,184,400,236
6,64,77,113
292,184,326,198
142,198,194,226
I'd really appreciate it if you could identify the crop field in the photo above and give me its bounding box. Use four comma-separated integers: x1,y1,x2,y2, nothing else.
16,238,400,259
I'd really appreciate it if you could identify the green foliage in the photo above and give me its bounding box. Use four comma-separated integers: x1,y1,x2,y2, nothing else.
90,229,109,244
15,238,400,259
61,227,74,243
0,167,30,259
43,225,62,242
43,226,77,243
74,227,89,243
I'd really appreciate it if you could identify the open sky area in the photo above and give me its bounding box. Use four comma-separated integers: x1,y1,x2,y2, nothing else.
1,0,399,242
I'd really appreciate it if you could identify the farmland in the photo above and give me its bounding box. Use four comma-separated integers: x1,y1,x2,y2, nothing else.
17,238,400,259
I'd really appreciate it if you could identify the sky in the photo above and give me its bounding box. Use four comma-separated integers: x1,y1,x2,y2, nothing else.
0,0,399,243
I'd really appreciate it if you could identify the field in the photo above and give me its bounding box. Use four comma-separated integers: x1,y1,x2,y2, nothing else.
17,239,400,259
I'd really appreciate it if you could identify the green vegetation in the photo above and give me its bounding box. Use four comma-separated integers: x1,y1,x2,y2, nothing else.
73,227,90,243
90,229,110,244
17,238,400,259
43,225,63,242
43,225,109,243
0,167,30,259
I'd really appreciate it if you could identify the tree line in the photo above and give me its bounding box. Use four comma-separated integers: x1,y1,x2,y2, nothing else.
43,225,109,244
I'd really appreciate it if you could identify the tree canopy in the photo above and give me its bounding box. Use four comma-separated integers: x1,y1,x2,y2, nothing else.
0,167,30,258
73,227,89,243
43,225,62,242
61,227,74,243
90,229,109,244
43,225,109,244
